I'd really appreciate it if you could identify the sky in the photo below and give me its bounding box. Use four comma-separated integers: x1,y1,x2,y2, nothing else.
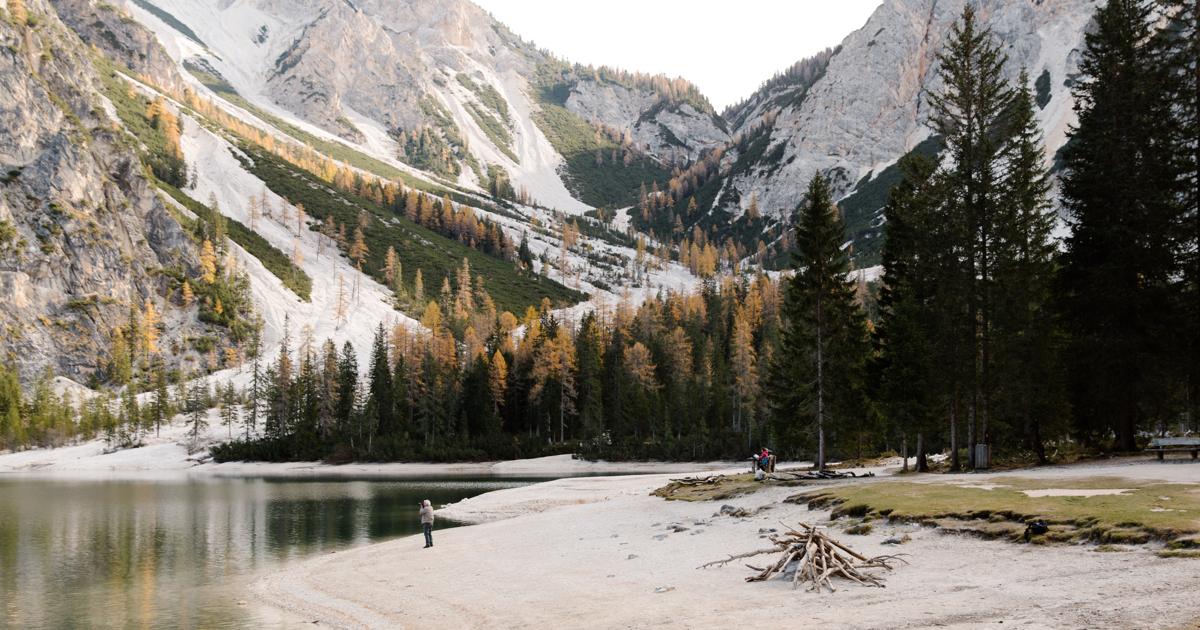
472,0,884,111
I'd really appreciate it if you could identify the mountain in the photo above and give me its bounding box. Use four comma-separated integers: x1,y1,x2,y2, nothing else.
0,0,225,382
692,0,1099,266
1,0,1103,385
124,0,726,212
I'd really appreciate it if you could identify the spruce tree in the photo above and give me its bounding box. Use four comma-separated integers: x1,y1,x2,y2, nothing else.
769,174,869,469
991,73,1067,462
1060,0,1185,449
1162,0,1199,432
574,313,605,440
927,5,1015,464
367,323,395,446
0,364,23,449
151,360,170,438
335,341,358,445
874,154,949,471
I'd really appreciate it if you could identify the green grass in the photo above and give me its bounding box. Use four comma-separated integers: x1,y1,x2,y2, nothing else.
531,99,670,208
239,144,584,316
795,477,1200,543
154,179,312,301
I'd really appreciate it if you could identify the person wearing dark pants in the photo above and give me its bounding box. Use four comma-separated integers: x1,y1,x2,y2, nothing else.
419,499,435,548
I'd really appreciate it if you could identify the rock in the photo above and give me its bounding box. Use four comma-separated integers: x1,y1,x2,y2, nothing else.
0,0,209,384
653,586,675,594
719,504,737,515
626,554,638,560
652,534,668,541
671,525,690,533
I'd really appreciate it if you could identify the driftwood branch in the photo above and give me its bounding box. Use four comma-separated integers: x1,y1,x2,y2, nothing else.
703,521,907,592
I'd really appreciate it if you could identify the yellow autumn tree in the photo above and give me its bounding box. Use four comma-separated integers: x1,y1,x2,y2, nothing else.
730,306,758,431
349,227,368,267
489,349,508,411
180,280,194,306
141,299,160,356
10,0,27,25
199,239,217,283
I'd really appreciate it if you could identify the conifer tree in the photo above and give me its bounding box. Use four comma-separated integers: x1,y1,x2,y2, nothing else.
181,280,194,307
991,73,1066,461
187,375,209,453
927,5,1015,462
0,364,23,449
1162,0,1199,432
336,341,358,444
151,359,170,438
1060,0,1185,449
220,381,239,439
874,155,951,471
246,315,264,438
769,175,869,469
199,240,217,284
368,323,396,444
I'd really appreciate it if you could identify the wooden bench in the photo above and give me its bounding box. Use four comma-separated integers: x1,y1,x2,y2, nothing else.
1147,437,1200,460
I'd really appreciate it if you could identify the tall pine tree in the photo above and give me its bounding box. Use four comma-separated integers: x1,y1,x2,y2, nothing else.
770,174,870,469
1060,0,1186,449
927,5,1015,465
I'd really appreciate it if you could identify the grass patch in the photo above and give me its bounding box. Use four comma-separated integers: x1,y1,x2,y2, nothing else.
652,473,764,502
793,477,1200,547
652,472,816,502
1157,549,1200,559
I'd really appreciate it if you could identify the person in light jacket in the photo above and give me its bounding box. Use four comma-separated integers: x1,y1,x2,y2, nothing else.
419,499,435,548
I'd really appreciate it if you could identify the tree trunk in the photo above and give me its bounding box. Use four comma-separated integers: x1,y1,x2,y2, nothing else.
915,432,927,472
901,433,909,473
967,399,976,469
949,391,959,472
816,295,825,471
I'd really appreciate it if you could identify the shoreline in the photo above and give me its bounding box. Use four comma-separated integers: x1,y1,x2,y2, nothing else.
253,458,1200,629
0,416,752,480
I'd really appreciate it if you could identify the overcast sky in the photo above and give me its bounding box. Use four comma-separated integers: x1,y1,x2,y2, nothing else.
472,0,884,111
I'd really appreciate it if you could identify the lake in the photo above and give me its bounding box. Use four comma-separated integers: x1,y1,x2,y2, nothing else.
0,474,550,629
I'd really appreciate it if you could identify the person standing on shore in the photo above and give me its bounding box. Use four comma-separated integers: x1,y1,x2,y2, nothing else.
419,499,435,548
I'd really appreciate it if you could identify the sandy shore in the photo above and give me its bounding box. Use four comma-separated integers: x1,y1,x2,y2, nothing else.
255,458,1200,629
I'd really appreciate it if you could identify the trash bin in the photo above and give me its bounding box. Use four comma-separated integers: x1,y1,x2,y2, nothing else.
974,444,990,470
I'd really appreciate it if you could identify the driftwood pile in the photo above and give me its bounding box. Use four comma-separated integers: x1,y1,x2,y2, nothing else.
667,475,722,486
700,523,905,592
768,470,875,481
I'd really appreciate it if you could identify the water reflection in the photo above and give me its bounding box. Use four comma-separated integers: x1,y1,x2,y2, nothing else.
0,476,534,629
